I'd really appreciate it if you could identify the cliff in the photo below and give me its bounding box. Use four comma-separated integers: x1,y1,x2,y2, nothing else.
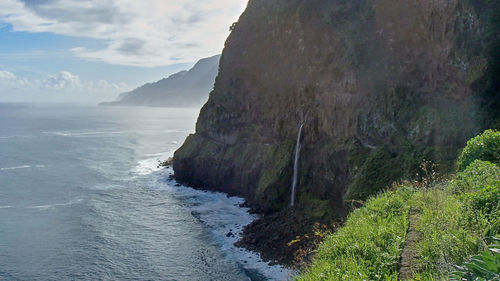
100,55,220,108
174,0,498,220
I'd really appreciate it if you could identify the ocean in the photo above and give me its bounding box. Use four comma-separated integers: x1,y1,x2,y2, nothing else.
0,103,288,281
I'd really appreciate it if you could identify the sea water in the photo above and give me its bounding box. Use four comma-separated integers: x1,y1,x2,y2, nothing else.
0,104,289,281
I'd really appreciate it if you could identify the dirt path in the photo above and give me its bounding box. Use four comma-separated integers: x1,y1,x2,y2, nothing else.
399,208,422,280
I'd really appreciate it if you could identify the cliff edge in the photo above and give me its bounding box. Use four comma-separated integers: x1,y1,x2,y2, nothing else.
173,0,499,263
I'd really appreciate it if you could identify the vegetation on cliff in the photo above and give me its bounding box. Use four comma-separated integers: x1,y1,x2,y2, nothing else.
174,0,499,219
297,130,500,280
171,0,500,275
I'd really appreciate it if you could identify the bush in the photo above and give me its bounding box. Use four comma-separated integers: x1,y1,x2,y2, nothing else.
453,160,500,193
454,160,500,238
449,237,500,281
457,130,500,171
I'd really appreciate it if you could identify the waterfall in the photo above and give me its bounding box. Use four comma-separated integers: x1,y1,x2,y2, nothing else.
290,123,304,207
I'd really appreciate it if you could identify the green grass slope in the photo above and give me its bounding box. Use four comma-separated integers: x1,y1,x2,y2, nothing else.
297,130,500,280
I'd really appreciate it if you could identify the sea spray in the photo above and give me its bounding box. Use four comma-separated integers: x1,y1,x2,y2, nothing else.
290,123,304,207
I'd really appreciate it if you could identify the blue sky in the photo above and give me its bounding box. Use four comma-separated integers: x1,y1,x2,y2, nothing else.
0,0,247,103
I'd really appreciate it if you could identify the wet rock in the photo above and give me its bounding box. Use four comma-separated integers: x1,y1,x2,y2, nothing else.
158,157,173,167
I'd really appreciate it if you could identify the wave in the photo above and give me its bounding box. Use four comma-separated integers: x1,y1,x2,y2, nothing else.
43,129,188,138
0,165,45,171
0,135,32,139
144,151,172,157
26,198,83,211
0,205,13,209
43,130,132,137
134,151,174,176
150,168,291,281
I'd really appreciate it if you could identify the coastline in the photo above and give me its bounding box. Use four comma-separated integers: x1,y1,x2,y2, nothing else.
156,166,292,281
171,173,337,270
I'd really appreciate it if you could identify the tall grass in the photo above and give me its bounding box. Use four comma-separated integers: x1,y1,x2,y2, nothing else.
297,164,499,280
297,188,412,281
297,130,499,280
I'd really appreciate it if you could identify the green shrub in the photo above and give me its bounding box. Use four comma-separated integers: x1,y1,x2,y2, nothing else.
461,180,500,221
453,160,500,193
454,160,500,238
449,237,500,281
457,130,500,171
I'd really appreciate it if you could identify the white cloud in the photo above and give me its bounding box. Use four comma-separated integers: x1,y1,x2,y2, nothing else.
43,71,82,90
0,70,17,80
0,0,247,67
0,69,129,102
0,70,32,88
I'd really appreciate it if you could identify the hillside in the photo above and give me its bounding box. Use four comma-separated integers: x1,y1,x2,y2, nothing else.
101,54,220,107
298,130,499,280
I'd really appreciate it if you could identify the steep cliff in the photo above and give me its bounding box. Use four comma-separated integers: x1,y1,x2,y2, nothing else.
174,0,499,219
101,55,220,108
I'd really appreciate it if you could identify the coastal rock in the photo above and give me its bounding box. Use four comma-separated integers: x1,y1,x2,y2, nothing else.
175,0,498,212
174,0,499,263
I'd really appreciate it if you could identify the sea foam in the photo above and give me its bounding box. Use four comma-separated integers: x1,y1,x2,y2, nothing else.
134,151,174,176
26,198,84,211
147,167,291,281
0,165,44,171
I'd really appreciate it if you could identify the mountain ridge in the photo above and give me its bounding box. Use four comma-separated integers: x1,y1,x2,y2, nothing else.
100,54,220,107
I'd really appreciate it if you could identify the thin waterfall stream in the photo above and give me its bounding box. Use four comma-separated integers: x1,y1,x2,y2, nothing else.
290,123,304,207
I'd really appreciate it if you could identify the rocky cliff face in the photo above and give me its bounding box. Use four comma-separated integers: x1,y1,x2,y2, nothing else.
174,0,498,217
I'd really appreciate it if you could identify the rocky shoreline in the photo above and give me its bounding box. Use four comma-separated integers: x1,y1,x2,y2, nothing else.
235,208,334,268
172,172,338,269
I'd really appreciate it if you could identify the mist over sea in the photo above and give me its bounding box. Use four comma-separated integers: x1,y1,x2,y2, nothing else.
0,103,288,281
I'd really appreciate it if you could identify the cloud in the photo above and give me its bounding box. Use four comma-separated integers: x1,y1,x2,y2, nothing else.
0,69,129,101
0,0,247,67
0,70,31,87
0,70,17,80
43,71,81,90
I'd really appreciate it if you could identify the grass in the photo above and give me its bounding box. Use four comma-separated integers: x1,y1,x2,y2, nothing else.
410,187,479,279
297,160,499,281
296,187,412,281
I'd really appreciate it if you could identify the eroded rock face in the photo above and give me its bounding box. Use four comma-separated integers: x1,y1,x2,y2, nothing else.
174,0,497,216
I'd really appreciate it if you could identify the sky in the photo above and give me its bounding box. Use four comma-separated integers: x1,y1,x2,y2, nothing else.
0,0,247,103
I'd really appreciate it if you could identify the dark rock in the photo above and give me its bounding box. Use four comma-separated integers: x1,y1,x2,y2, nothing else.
174,0,500,267
173,0,494,217
159,157,173,167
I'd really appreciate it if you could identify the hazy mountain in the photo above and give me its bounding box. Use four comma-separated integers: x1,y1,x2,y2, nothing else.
101,55,220,107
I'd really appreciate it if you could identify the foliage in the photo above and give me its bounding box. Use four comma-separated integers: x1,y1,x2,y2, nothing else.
449,237,500,281
345,146,418,201
297,130,500,280
453,160,500,193
457,130,500,171
296,188,412,281
455,160,500,240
